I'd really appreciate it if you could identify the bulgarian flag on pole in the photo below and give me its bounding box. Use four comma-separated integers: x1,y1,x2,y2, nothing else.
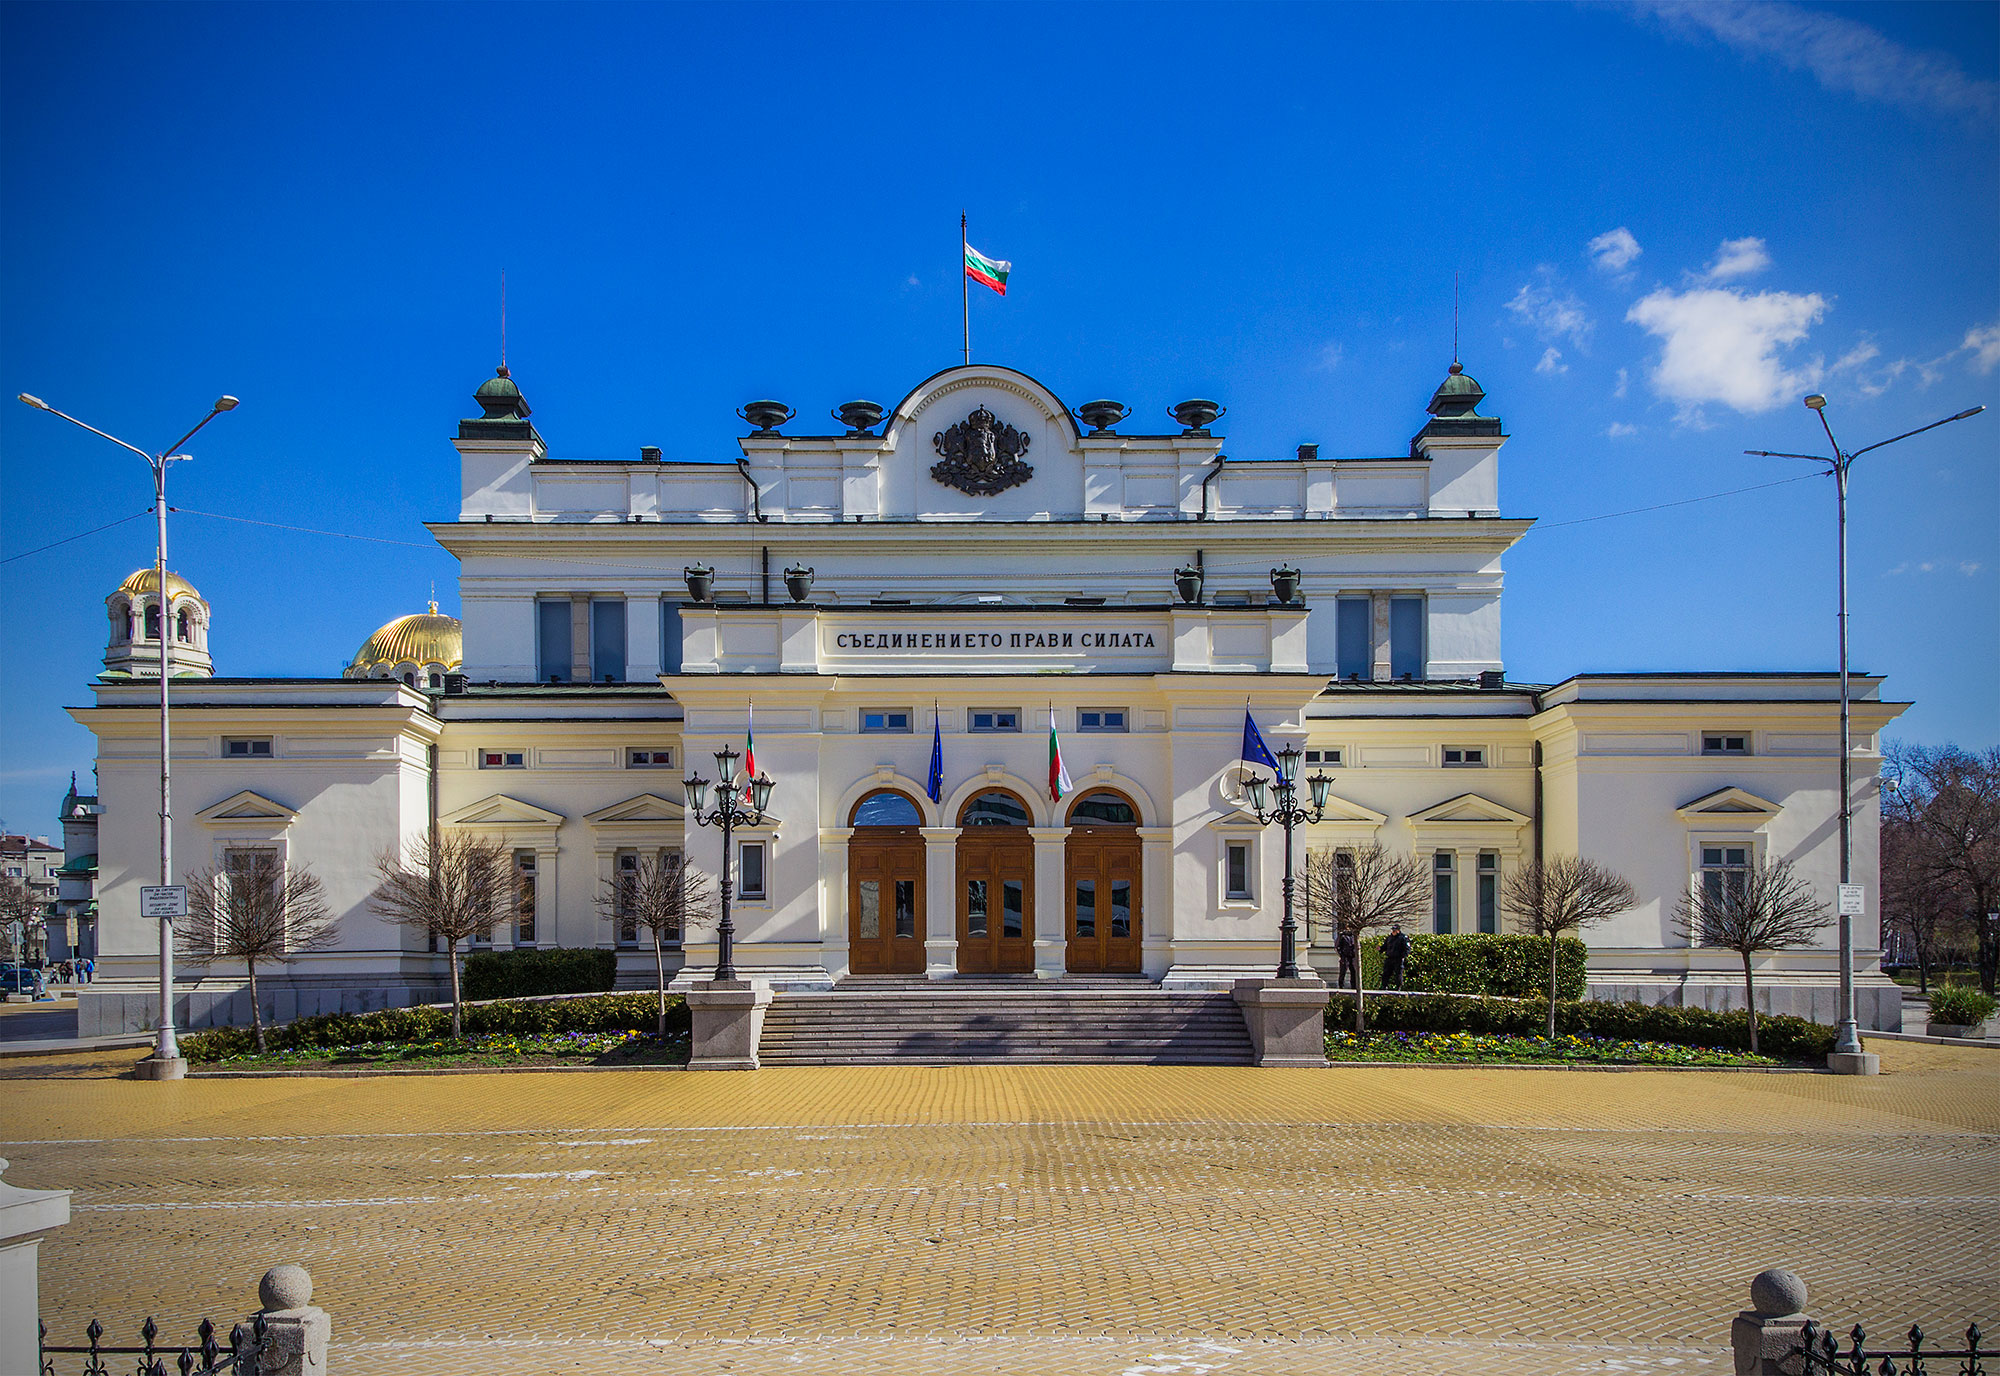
741,704,756,803
965,243,1011,296
1048,714,1074,802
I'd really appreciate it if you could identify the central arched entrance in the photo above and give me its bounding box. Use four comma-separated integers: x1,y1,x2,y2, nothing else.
956,789,1034,974
1065,788,1142,973
848,789,926,975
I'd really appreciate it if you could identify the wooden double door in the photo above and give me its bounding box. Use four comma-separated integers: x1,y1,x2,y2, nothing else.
848,828,925,975
956,828,1035,974
1065,827,1142,973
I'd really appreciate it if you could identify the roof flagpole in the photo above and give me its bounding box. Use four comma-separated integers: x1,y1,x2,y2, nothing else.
961,212,970,367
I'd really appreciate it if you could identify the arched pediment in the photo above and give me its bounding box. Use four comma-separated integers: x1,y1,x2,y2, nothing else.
885,364,1081,446
874,365,1086,521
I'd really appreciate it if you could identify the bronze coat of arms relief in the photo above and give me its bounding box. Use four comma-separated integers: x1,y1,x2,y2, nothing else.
931,406,1033,496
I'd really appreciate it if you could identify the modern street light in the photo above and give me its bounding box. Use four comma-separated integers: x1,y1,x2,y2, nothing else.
1748,395,1984,1072
1238,742,1335,980
18,390,239,1076
682,742,774,982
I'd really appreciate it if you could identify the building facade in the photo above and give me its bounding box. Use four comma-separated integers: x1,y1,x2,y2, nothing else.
72,358,1906,1035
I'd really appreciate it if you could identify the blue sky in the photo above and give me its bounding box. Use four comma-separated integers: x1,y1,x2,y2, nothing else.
2,1,1995,835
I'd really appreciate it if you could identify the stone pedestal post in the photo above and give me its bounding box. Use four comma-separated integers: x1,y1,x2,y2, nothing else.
255,1264,331,1376
0,1158,70,1376
1731,1268,1812,1376
1233,977,1329,1067
1029,828,1069,979
686,978,773,1070
1827,1049,1880,1075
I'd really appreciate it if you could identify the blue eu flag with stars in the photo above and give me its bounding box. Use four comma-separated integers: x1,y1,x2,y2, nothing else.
927,711,945,803
1241,710,1280,770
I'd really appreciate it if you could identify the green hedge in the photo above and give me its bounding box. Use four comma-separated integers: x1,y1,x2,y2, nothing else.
180,992,686,1061
462,947,618,1000
1327,993,1837,1060
1354,934,1589,1000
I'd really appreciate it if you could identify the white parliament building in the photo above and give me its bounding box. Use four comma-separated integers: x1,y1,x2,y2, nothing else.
73,357,1906,1035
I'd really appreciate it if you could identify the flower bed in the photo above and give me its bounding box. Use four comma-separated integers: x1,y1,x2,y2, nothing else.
1325,1029,1783,1067
199,1027,688,1070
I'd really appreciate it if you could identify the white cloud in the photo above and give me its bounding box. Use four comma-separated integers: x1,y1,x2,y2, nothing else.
1589,227,1642,274
1606,422,1639,439
1506,274,1593,349
1613,367,1630,399
1703,236,1772,282
1962,562,1984,577
1316,342,1345,372
1965,323,2000,374
1627,286,1827,417
906,274,922,287
1535,347,1567,376
1633,1,1998,122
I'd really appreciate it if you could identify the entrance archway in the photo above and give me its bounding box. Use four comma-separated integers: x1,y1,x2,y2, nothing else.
848,789,926,975
956,789,1034,974
1064,788,1142,973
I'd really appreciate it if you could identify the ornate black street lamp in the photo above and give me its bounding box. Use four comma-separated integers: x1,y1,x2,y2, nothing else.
1240,743,1334,980
682,743,774,982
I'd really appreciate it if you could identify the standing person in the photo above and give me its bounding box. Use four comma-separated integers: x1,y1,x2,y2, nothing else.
1382,923,1410,991
1335,926,1360,992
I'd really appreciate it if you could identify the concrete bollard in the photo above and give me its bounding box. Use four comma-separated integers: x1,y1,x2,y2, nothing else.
256,1263,331,1375
1232,977,1331,1067
686,978,773,1070
1733,1268,1812,1375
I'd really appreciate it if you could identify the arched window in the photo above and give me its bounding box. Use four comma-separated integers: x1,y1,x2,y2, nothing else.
124,607,134,640
429,671,443,689
403,671,416,686
850,789,923,827
176,608,192,642
960,790,1030,827
1068,790,1138,826
144,604,160,640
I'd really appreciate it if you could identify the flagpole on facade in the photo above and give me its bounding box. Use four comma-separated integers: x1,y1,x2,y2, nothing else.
961,212,970,366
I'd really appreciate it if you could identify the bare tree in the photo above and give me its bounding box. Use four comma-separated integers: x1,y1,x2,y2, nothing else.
1502,855,1639,1038
370,829,508,1037
0,875,41,962
596,851,718,1035
1673,855,1830,1055
1882,742,2000,994
180,852,339,1053
1304,843,1428,1032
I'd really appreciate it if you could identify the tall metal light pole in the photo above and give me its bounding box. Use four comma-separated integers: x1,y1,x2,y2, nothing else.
683,743,774,982
1240,743,1335,980
18,391,238,1076
1749,395,1983,1072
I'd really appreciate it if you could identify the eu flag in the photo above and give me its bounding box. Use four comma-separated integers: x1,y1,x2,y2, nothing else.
1241,710,1280,770
927,711,945,803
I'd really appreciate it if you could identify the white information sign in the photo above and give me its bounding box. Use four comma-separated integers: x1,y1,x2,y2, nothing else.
1837,884,1866,917
140,885,188,919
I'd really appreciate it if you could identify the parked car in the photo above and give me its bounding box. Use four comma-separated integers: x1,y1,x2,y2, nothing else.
0,964,40,994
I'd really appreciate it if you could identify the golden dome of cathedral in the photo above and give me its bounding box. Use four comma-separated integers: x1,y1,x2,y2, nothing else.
344,603,463,679
117,568,203,602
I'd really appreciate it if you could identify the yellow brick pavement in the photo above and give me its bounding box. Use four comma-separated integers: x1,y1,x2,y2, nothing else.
3,1042,1997,1375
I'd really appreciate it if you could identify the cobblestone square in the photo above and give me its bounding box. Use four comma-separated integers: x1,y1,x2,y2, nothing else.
4,1043,1997,1375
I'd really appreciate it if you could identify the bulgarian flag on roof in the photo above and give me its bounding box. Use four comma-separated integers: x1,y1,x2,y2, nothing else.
964,243,1011,296
1048,716,1074,802
741,704,756,803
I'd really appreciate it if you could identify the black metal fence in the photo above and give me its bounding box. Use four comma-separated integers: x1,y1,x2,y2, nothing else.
1798,1318,1990,1376
39,1314,268,1376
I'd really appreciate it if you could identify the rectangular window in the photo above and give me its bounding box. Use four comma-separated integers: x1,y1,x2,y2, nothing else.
1390,596,1425,680
1442,746,1486,767
616,851,640,944
1303,748,1342,767
738,841,766,899
1702,733,1750,755
514,851,537,946
894,879,916,938
966,878,988,937
1077,708,1127,733
1336,597,1372,680
223,738,273,759
626,748,675,768
1074,878,1096,938
1700,845,1751,909
1476,853,1498,935
858,880,880,940
537,599,572,684
660,600,685,675
861,710,912,734
591,599,626,683
1002,879,1024,938
1432,851,1455,934
1226,841,1253,901
479,750,526,769
969,709,1021,733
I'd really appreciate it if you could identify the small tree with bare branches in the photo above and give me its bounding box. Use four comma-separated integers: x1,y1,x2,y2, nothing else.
180,852,340,1053
1304,843,1429,1032
370,829,508,1038
0,875,41,962
1673,855,1830,1055
1503,855,1639,1038
597,851,718,1035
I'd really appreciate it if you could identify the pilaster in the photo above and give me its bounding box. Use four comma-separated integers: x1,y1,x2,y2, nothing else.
920,826,959,979
1029,827,1069,978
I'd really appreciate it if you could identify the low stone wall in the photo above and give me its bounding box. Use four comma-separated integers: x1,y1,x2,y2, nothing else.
77,976,451,1036
1585,976,1902,1032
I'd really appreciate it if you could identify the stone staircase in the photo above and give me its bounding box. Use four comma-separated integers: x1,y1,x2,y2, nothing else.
757,976,1256,1065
